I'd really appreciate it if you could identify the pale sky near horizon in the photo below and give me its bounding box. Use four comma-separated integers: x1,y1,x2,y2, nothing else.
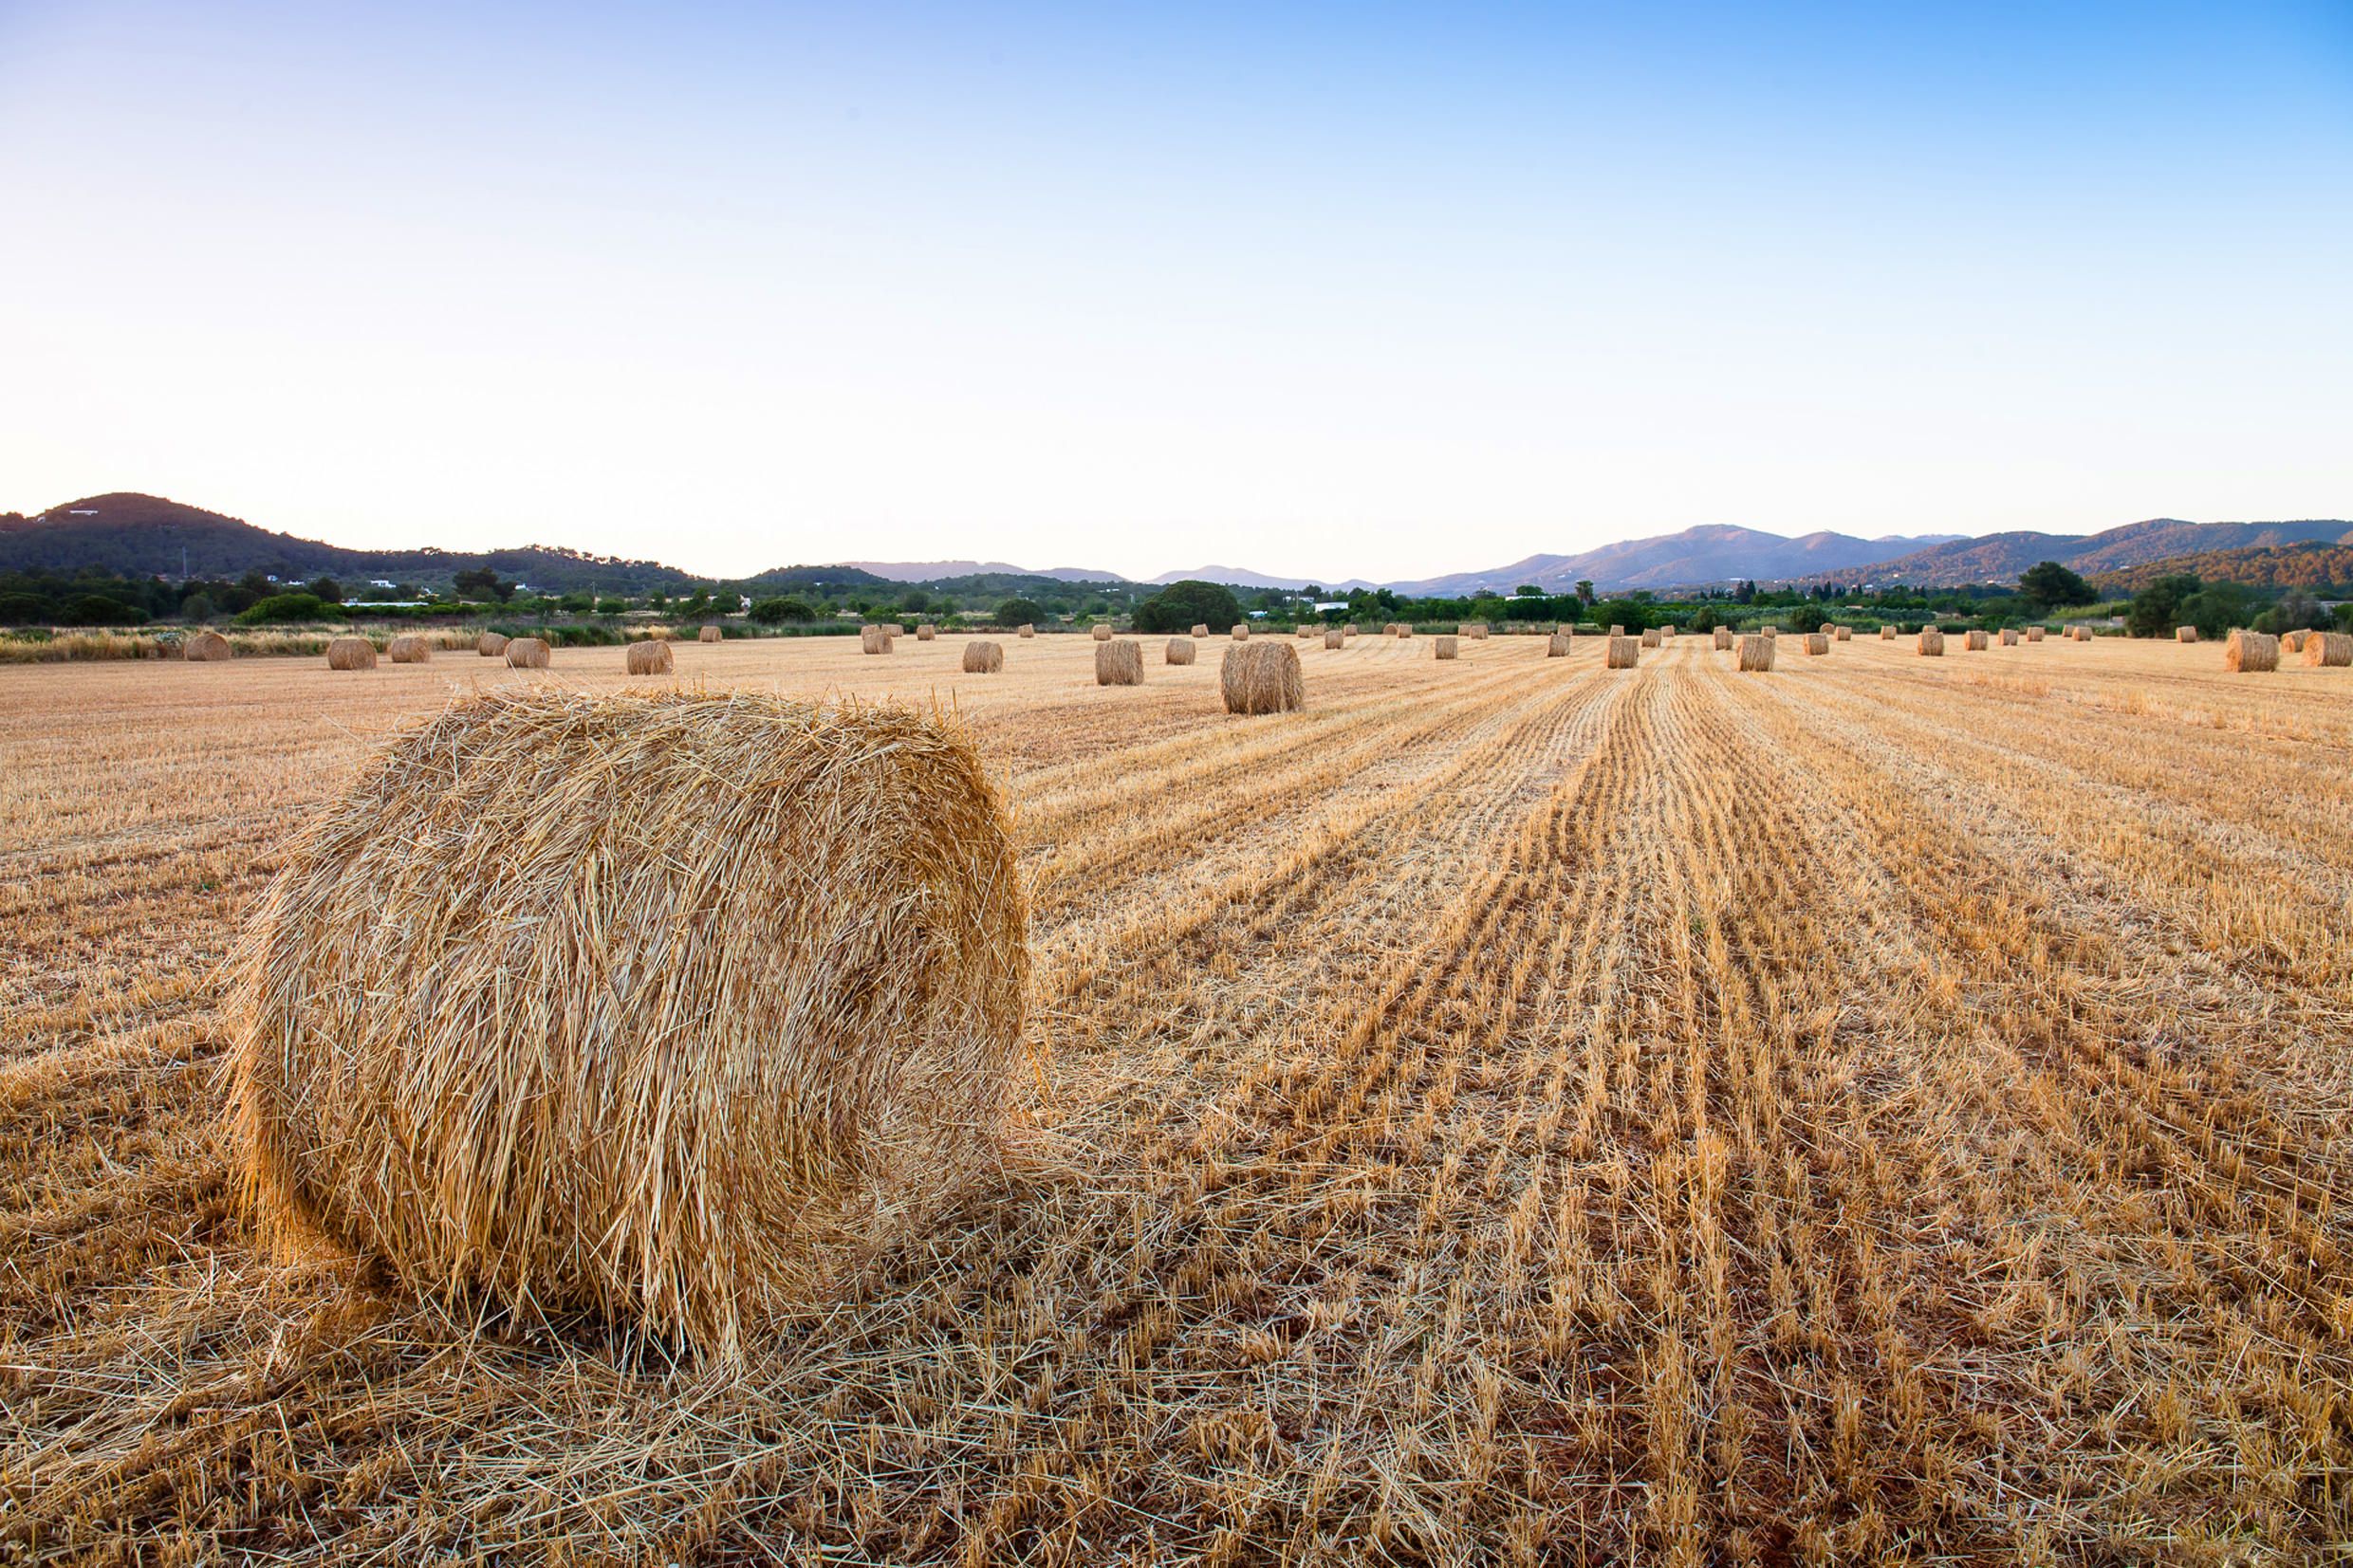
3,2,2349,582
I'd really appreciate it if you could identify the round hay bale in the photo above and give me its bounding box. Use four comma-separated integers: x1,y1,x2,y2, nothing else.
1712,628,1732,651
386,636,432,664
1834,625,1852,641
1762,625,1778,638
326,637,377,672
1323,628,1343,651
2177,626,2199,643
1964,630,1990,651
1999,628,2019,646
1096,638,1143,686
2302,631,2352,667
881,623,904,638
961,640,1003,673
699,625,724,644
1803,633,1829,655
2224,629,2279,672
648,626,678,641
1091,623,1114,642
917,624,937,642
1165,636,1196,665
1737,635,1774,672
1396,623,1413,638
861,625,892,655
506,636,552,669
1547,633,1570,657
1605,635,1639,670
1818,622,1836,636
1297,621,1318,636
1190,624,1210,638
1231,623,1250,640
1017,624,1035,637
1880,625,1895,639
1434,636,1459,660
2282,629,2310,654
1608,624,1625,636
477,633,510,657
626,639,675,675
1343,623,1357,637
2073,626,2093,641
1640,628,1662,649
1459,622,1488,640
184,629,233,661
227,689,1025,1355
1660,625,1677,639
1917,628,1944,656
1220,641,1304,714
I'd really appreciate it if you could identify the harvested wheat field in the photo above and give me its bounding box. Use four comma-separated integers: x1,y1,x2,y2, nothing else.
6,631,2353,1564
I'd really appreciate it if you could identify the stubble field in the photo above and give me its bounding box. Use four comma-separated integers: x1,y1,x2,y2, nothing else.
4,629,2350,1563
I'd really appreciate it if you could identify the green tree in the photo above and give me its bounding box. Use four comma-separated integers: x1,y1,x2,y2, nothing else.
305,576,343,604
65,593,147,625
749,596,817,624
1135,580,1244,634
235,593,327,625
1574,581,1596,607
452,566,515,602
2018,561,2095,611
2125,574,2201,638
899,587,932,615
177,592,216,623
995,596,1046,627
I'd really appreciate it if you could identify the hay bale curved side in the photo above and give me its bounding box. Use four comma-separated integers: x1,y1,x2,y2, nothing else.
1221,641,1303,713
1963,630,1990,651
1918,629,1944,656
1803,633,1829,655
1880,625,1895,639
698,625,723,643
506,636,552,669
1230,623,1250,640
961,640,1002,673
1091,623,1113,642
1712,628,1732,651
1834,626,1852,641
2304,631,2353,667
626,639,674,675
1547,633,1570,657
387,636,432,664
227,690,1028,1356
917,624,936,641
2224,630,2278,672
1324,629,1344,651
860,626,892,655
2177,626,2199,643
1096,638,1143,686
1999,628,2019,646
1165,636,1195,666
185,629,233,661
1017,623,1034,638
1605,636,1638,670
1433,636,1458,660
1738,635,1774,672
1189,623,1209,638
477,632,510,657
326,637,377,671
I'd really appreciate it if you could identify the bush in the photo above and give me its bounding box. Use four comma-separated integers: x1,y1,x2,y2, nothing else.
1135,581,1242,635
0,592,49,624
238,593,330,625
64,594,150,626
995,597,1046,628
750,596,817,624
178,592,217,623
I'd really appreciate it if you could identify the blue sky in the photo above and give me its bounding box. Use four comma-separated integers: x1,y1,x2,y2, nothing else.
3,1,2347,581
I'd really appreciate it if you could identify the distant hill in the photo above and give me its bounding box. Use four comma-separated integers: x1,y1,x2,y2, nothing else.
1147,565,1380,592
2089,540,2353,595
837,559,1129,583
1856,518,2353,586
1,493,711,596
1390,526,1965,596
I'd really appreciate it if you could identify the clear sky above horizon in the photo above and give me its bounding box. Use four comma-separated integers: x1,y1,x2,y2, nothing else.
3,2,2348,582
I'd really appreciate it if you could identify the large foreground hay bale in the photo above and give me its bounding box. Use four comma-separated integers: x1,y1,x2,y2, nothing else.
1092,623,1113,642
1605,636,1639,670
1433,636,1459,659
387,636,432,664
1017,624,1035,638
184,629,232,661
1547,634,1570,657
326,637,377,671
626,639,674,675
1640,628,1662,649
1231,623,1250,640
2177,626,2198,643
2303,631,2352,667
506,636,552,669
1964,630,1990,651
1918,629,1944,656
700,625,724,644
2225,629,2278,672
916,624,936,642
1221,641,1303,713
1738,635,1774,672
228,689,1026,1356
1324,629,1344,651
861,626,892,655
1165,636,1196,665
1096,638,1143,685
1712,628,1732,651
961,640,1002,673
477,632,510,657
1803,633,1829,655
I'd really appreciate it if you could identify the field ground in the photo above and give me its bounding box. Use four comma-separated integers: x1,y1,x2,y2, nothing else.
5,631,2350,1563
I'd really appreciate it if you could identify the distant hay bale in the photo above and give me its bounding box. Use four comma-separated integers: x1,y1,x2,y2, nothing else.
1918,628,1944,656
1605,636,1639,670
2303,631,2352,667
506,636,552,669
1609,624,1624,636
2177,626,2198,643
2026,627,2045,642
1833,626,1852,641
881,623,904,637
1190,623,1210,638
626,639,674,675
2282,629,2310,653
1220,641,1304,713
1396,623,1413,638
1096,638,1143,685
1762,625,1777,638
1879,625,1895,639
648,627,678,642
1964,630,1990,651
227,688,1026,1356
1660,624,1676,638
1999,628,2019,646
1819,622,1836,636
1017,624,1035,638
1231,623,1250,640
1297,621,1317,636
1712,628,1732,651
1092,623,1114,642
699,625,723,643
2224,629,2278,672
1737,635,1774,672
917,624,936,642
961,640,1003,673
1165,636,1196,665
1460,622,1489,640
1803,633,1829,655
1547,634,1570,657
326,637,377,671
1343,623,1358,636
184,629,232,661
1324,629,1343,651
477,633,510,657
861,625,892,655
386,636,432,664
1434,636,1459,659
1640,628,1662,649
